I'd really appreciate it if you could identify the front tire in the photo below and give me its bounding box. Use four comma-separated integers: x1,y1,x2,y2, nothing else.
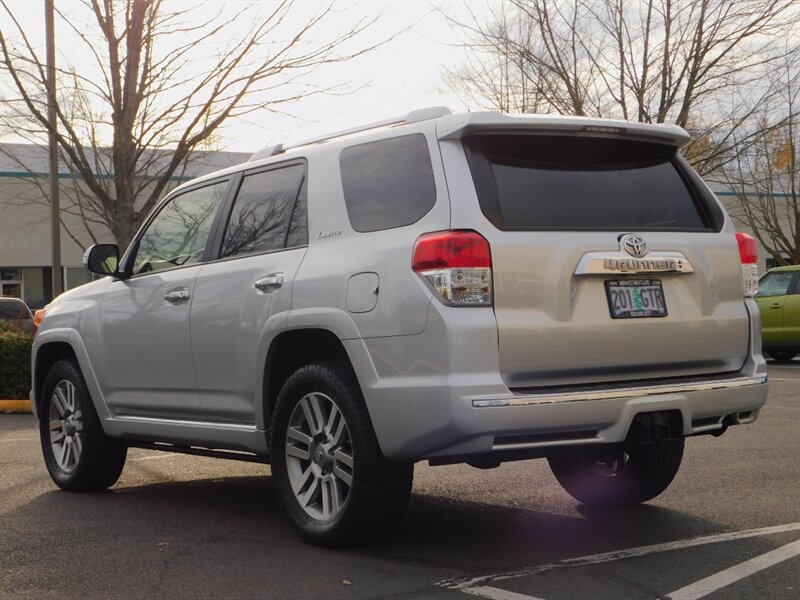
548,439,684,507
39,359,127,491
270,363,413,547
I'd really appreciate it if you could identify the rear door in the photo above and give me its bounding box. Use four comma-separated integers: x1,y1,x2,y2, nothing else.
786,274,800,345
190,161,308,424
442,133,749,389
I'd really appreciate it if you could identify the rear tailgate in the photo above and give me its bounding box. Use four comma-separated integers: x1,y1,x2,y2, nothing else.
438,119,749,390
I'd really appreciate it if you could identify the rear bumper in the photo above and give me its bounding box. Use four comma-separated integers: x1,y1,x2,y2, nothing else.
346,298,768,462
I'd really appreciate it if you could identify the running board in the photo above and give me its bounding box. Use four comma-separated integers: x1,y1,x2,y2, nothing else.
127,441,270,464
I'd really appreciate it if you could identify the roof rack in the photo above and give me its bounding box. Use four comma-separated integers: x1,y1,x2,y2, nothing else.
248,106,452,162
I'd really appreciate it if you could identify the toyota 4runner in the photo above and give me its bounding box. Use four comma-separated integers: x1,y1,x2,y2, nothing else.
31,108,768,546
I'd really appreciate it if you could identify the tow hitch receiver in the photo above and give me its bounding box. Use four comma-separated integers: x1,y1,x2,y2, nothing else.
626,410,683,444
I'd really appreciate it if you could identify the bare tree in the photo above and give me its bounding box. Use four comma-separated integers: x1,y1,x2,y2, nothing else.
442,0,798,174
0,0,385,248
717,50,800,265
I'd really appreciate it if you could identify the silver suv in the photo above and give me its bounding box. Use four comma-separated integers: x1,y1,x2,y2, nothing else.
31,108,768,546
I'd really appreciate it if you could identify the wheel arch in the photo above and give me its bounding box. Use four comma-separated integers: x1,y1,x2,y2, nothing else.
32,329,111,423
261,328,358,434
33,341,77,416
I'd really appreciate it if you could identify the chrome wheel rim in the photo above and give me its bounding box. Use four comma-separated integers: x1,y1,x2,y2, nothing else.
285,392,353,521
48,380,83,473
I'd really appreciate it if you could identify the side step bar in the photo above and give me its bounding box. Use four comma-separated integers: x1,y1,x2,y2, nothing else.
127,441,270,464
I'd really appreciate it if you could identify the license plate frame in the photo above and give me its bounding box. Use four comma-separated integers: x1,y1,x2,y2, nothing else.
605,279,668,319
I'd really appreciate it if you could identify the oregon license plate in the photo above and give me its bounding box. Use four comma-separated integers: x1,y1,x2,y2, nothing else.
605,279,667,319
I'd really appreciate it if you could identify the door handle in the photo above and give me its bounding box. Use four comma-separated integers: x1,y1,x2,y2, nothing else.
164,287,190,303
770,303,782,308
254,274,284,293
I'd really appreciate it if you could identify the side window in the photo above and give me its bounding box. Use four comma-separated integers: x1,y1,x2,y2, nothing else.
756,272,794,297
340,133,436,233
132,180,228,275
221,164,306,258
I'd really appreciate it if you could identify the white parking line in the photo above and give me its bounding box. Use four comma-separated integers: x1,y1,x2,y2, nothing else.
0,436,37,442
666,538,800,600
440,522,800,594
463,586,545,600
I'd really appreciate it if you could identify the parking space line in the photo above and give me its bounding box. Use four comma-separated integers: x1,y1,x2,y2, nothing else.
463,586,545,600
665,538,800,600
0,436,37,442
441,522,800,591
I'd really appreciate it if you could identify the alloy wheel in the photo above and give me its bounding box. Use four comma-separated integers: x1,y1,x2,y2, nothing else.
48,379,83,472
285,392,354,521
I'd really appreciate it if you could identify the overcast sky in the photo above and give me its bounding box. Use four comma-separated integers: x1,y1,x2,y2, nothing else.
1,1,492,153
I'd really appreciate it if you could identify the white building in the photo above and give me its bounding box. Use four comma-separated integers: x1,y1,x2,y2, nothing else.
0,143,248,308
0,142,789,309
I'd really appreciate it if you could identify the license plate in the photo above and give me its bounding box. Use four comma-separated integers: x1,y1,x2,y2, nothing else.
605,279,667,319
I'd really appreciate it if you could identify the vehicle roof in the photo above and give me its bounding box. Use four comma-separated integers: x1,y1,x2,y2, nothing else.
765,264,800,273
169,109,692,196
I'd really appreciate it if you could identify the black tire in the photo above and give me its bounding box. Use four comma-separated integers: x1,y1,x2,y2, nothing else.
548,439,684,507
39,358,127,492
270,362,413,547
769,351,797,363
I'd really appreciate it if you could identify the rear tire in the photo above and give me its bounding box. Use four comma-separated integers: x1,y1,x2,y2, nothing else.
270,363,413,547
548,439,684,507
769,351,797,363
39,359,127,491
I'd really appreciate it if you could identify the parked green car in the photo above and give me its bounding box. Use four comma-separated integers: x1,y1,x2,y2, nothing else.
755,265,800,362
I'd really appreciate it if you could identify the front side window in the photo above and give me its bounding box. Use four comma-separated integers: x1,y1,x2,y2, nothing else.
340,134,436,233
132,180,228,275
756,272,794,297
220,164,306,259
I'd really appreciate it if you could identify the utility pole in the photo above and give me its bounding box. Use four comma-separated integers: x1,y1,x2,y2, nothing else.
45,0,62,297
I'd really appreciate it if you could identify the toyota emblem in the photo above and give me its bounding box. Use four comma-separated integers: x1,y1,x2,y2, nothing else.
620,234,648,258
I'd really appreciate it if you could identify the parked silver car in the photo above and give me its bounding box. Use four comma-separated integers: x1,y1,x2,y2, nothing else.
32,109,768,546
0,296,35,334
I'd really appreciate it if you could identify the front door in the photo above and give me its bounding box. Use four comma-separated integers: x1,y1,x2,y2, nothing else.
755,270,796,346
96,179,230,420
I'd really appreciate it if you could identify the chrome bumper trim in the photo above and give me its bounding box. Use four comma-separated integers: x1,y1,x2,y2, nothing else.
472,375,767,408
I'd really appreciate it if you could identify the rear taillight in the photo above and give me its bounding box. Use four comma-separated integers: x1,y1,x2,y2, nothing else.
412,230,492,306
736,232,758,297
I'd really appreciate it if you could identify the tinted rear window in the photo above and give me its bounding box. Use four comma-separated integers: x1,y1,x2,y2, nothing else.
221,164,306,258
340,134,436,232
464,135,709,231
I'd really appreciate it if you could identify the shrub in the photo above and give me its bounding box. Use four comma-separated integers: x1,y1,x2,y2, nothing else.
0,321,33,399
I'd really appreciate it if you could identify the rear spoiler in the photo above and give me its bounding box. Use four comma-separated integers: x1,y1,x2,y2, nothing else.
436,112,691,148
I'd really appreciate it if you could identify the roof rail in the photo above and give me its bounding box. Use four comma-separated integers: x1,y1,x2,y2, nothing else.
248,106,452,162
248,143,284,162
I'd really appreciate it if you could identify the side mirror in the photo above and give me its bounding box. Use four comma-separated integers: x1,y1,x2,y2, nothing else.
83,244,121,277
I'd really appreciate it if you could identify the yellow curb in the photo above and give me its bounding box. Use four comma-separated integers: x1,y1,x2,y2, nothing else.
0,399,32,413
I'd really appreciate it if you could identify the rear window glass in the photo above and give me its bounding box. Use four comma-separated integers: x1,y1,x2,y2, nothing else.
340,134,436,232
221,164,306,258
464,135,709,231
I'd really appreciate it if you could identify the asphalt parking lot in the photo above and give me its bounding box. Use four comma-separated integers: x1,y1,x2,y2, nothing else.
1,361,798,600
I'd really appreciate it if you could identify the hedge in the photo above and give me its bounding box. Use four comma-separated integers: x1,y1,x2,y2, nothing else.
0,322,33,400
